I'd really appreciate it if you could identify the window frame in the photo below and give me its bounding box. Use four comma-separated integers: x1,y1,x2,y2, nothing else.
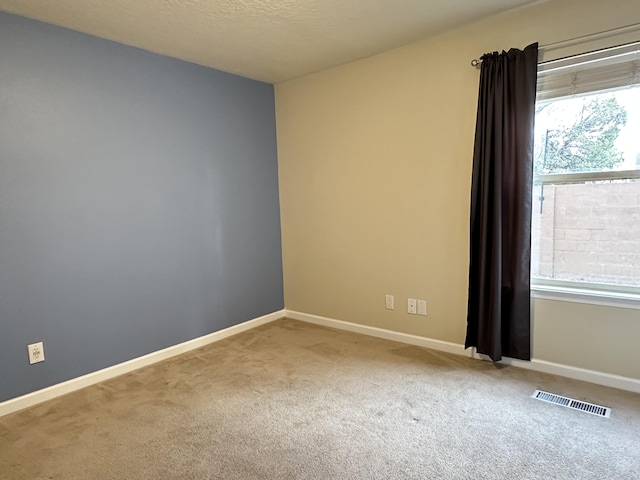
529,29,640,306
531,283,640,310
531,90,640,304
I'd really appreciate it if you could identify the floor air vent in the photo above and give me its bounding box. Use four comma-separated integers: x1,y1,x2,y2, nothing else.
532,390,611,418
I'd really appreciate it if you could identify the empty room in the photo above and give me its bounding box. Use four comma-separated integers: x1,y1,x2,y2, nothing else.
1,0,639,478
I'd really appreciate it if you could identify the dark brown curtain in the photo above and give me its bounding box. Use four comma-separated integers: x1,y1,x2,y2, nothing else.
465,43,538,362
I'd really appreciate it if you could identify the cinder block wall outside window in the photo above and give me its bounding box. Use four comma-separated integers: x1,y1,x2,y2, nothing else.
532,183,640,286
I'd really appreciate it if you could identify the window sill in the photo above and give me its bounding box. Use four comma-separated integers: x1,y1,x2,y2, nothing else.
531,284,640,310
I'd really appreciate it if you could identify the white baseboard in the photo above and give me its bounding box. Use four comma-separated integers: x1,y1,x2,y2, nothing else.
285,310,471,358
3,307,637,418
286,310,640,394
496,356,640,394
0,310,285,418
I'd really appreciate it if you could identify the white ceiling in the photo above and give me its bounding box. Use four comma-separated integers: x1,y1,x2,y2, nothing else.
0,0,538,83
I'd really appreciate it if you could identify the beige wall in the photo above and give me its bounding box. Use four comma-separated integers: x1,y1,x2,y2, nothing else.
275,0,640,379
533,298,639,379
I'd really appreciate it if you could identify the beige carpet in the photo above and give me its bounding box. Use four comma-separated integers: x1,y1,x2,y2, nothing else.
1,318,639,479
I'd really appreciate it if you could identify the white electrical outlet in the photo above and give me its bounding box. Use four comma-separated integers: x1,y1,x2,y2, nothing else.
385,294,395,310
28,342,45,365
418,299,427,316
407,298,417,315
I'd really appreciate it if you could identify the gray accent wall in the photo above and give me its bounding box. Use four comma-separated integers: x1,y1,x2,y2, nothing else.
0,13,284,402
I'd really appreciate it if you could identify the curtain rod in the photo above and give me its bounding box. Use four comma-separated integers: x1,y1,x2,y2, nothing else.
470,22,640,67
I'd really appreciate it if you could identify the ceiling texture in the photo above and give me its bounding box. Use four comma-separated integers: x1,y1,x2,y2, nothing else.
0,0,538,83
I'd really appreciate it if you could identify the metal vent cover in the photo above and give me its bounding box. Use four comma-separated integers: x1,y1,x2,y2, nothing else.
532,390,611,418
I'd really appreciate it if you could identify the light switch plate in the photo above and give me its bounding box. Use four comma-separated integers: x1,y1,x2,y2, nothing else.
418,299,427,316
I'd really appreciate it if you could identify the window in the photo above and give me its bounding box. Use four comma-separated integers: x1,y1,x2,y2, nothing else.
531,41,640,298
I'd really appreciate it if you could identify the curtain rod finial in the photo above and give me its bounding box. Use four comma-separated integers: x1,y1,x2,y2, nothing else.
471,58,482,67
